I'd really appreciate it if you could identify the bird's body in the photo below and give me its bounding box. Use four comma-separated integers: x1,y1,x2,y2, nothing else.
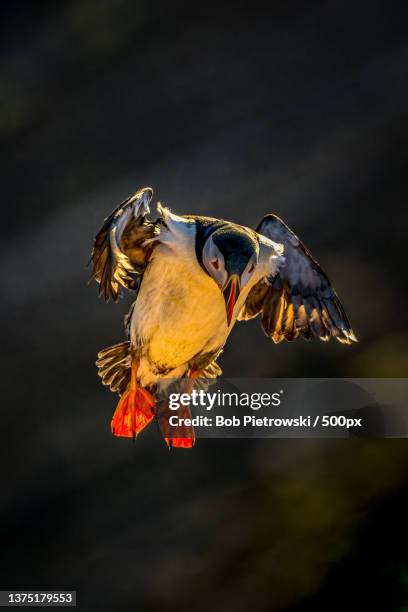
132,239,226,386
130,212,275,388
90,187,356,447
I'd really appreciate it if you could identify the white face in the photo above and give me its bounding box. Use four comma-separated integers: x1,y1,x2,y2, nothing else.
202,236,228,288
202,235,258,290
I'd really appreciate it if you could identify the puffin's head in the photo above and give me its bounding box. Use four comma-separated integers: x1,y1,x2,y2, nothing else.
203,227,259,325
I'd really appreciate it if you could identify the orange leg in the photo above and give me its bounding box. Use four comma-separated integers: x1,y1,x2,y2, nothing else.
111,359,156,439
164,367,200,449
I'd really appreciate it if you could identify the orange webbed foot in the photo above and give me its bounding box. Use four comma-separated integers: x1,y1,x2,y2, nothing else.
164,437,195,449
111,387,156,438
111,360,156,438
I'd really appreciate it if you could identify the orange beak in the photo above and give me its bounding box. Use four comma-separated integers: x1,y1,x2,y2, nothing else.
223,274,240,326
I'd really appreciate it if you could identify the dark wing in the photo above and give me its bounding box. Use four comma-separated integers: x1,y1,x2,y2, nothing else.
239,214,357,344
89,187,158,301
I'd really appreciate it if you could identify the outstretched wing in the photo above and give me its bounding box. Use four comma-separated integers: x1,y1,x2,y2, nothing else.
90,187,158,301
239,214,357,344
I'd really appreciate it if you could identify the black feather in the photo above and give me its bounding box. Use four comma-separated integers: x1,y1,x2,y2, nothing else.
246,213,357,345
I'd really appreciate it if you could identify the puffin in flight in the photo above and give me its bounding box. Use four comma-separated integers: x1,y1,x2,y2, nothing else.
90,187,356,448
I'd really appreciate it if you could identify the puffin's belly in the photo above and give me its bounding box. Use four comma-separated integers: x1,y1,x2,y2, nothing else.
131,250,228,369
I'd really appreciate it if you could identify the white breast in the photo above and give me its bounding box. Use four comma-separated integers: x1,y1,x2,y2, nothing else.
130,240,231,386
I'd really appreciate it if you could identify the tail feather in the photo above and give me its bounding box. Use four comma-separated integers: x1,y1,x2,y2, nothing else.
96,341,131,396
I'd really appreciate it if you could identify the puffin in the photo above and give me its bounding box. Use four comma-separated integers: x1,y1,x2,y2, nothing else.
90,187,356,448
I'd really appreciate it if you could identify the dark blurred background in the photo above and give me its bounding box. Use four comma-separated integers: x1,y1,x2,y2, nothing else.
1,1,408,610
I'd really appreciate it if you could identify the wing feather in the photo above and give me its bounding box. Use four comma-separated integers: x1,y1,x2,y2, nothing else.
90,187,157,301
240,214,357,345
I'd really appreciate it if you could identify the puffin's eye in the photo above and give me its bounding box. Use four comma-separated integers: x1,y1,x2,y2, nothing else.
211,258,219,270
248,263,255,273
